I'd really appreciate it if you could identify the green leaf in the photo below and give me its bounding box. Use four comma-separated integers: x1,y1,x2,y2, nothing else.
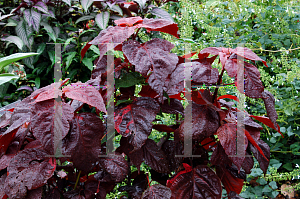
82,57,94,71
0,53,38,71
65,52,77,70
262,185,272,193
115,72,145,88
81,0,93,13
64,37,76,51
0,73,19,85
75,15,94,24
115,99,133,106
110,4,123,15
62,0,71,6
134,0,147,10
282,163,293,171
35,77,40,89
269,181,278,189
95,12,110,30
149,7,174,22
256,178,267,185
90,45,100,55
41,22,56,42
16,19,34,49
1,36,24,50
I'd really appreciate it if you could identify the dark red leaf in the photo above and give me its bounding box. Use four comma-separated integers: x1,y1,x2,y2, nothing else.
143,139,169,173
218,95,239,102
0,129,17,157
236,62,264,98
114,16,143,26
114,97,160,149
140,18,179,38
244,114,263,130
153,124,176,133
161,140,183,172
245,130,268,163
249,115,282,137
167,165,222,199
248,139,270,174
63,82,106,113
199,47,223,55
0,111,12,128
0,173,7,199
84,181,106,199
81,26,137,61
231,47,268,67
262,90,279,131
62,113,104,173
181,51,197,59
179,102,219,142
30,99,74,154
122,39,178,100
161,99,184,115
27,187,43,199
0,155,14,170
164,63,185,98
210,143,232,167
224,58,238,77
201,137,216,150
142,184,171,199
228,191,245,199
216,165,244,195
99,153,129,182
216,123,248,170
30,79,69,101
139,85,159,99
242,151,254,174
45,188,60,199
5,148,56,199
190,61,219,85
128,147,144,172
119,171,148,198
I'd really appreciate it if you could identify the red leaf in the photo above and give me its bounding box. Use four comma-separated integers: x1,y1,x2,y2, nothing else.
232,47,268,67
143,139,170,173
179,102,219,142
0,174,8,199
167,165,222,199
161,140,183,172
216,123,248,170
30,99,74,154
245,130,268,162
218,94,239,102
99,153,129,182
153,124,176,132
140,18,179,38
63,82,107,113
199,47,223,55
249,115,283,137
216,166,244,195
166,163,192,187
114,16,143,26
161,98,184,115
81,26,136,61
236,62,264,98
0,129,17,157
191,61,219,85
122,39,178,101
114,97,160,149
181,51,197,59
142,184,172,199
201,137,216,150
139,85,159,98
4,148,56,199
262,90,279,131
248,139,270,174
62,113,105,173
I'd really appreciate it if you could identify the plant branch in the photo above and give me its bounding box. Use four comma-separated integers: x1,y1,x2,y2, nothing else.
74,170,81,190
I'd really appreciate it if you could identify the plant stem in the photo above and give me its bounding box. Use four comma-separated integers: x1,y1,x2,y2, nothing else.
74,170,81,190
213,67,225,103
132,28,141,40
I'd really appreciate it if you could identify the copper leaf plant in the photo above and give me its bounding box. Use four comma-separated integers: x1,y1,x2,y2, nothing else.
0,16,282,199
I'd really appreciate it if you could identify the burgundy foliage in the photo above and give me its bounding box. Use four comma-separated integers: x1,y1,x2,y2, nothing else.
0,16,281,198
